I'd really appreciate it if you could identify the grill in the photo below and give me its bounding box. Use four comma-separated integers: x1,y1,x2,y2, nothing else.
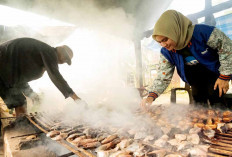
14,105,232,157
26,112,95,157
205,132,232,156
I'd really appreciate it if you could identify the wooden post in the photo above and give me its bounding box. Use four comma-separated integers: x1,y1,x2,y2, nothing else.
134,39,143,88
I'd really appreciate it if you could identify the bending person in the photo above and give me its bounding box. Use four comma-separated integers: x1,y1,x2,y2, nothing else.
0,37,81,116
141,10,232,109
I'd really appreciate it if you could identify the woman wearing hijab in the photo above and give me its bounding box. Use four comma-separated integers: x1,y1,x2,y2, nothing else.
141,10,232,109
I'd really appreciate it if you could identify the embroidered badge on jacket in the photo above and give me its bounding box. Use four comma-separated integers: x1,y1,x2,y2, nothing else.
201,48,208,55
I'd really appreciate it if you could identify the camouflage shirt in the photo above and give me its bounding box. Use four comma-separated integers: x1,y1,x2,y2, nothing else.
148,28,232,99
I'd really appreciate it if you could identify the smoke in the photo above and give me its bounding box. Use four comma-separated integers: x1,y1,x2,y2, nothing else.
2,0,173,139
43,136,72,156
4,0,136,40
161,103,191,125
14,0,144,133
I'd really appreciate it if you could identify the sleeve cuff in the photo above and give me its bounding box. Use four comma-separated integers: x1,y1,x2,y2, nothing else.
219,74,231,81
148,92,158,101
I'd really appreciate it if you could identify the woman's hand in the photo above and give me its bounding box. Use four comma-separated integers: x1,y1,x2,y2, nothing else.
140,97,154,111
214,78,230,97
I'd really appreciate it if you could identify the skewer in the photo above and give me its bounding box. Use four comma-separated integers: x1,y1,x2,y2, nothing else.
26,115,97,157
216,133,232,138
212,139,232,145
75,147,96,157
35,112,53,127
207,152,227,157
58,152,74,157
57,141,87,157
211,145,232,152
10,131,44,139
0,117,16,119
215,135,232,141
211,140,232,148
25,115,87,157
33,113,53,129
209,147,232,156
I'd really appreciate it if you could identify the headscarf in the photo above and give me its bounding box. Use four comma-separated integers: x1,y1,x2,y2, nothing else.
152,10,195,50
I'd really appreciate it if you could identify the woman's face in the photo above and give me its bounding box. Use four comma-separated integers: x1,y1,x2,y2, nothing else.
155,35,177,51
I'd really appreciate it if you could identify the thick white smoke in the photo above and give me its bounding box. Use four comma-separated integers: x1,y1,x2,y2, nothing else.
24,1,141,128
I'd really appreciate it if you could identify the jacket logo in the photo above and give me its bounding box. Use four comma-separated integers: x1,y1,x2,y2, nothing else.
201,48,208,55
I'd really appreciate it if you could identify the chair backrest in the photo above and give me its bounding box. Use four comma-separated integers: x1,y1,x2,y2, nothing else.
171,83,193,104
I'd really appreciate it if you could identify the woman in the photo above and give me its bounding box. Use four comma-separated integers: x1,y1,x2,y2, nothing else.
141,10,232,109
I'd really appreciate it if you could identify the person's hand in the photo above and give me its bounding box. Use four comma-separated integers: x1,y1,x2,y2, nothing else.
75,99,88,109
214,78,230,97
140,97,154,111
137,86,148,97
70,93,80,101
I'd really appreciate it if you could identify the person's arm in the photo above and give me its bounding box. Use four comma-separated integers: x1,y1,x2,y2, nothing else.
141,53,175,109
40,46,86,104
148,53,175,99
39,46,75,99
207,28,232,96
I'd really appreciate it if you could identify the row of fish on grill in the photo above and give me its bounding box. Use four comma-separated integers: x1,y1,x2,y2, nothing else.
43,105,232,157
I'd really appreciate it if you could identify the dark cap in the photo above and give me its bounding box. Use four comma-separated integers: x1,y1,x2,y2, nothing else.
56,45,73,65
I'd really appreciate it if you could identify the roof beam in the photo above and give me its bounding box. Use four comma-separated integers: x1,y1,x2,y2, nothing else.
187,0,232,20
